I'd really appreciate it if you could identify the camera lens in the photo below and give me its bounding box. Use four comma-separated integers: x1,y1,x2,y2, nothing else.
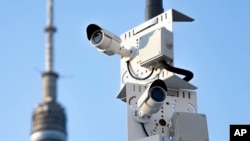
91,30,103,44
150,87,165,102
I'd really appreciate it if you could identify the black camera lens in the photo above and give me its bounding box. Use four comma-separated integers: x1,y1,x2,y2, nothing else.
91,30,103,44
150,87,165,102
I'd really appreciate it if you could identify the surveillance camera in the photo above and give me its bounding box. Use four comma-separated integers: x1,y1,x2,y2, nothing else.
86,24,135,57
137,79,167,117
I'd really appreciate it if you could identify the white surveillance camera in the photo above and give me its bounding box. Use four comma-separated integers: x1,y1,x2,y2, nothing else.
86,24,135,57
137,79,167,117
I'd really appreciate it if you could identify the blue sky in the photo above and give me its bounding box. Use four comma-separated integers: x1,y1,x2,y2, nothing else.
1,0,250,141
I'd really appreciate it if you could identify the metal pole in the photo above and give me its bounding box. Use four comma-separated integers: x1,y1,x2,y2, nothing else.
145,0,164,21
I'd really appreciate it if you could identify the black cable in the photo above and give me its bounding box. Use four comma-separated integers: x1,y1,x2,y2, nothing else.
159,61,193,82
141,123,149,137
127,61,154,80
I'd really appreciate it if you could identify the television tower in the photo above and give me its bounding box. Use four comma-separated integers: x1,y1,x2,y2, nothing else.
30,0,67,141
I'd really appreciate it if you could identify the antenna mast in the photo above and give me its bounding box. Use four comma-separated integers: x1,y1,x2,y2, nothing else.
45,0,56,72
42,0,58,103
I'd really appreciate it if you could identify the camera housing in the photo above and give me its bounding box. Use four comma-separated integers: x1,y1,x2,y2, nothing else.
86,24,134,57
137,79,167,117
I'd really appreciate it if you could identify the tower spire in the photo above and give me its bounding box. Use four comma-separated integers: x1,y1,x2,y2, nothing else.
30,0,67,140
45,0,56,72
43,0,57,103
